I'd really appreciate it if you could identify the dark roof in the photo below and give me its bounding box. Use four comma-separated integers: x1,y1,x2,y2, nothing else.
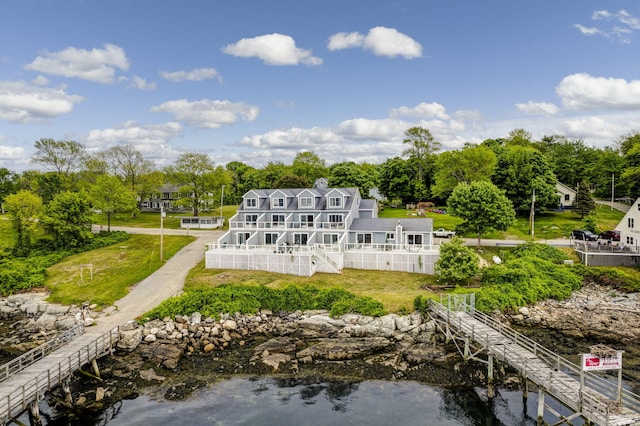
350,218,432,232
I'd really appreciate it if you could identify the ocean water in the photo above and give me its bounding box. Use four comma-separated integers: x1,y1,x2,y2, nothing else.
36,377,583,426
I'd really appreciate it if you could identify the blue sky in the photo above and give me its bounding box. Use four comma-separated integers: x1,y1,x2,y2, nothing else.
1,0,640,172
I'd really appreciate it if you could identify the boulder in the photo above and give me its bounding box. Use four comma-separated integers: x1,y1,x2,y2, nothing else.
117,328,143,352
296,337,393,360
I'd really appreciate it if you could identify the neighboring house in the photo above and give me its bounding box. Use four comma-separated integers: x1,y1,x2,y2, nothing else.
556,182,576,209
574,197,640,267
140,184,215,213
205,178,438,277
178,216,224,229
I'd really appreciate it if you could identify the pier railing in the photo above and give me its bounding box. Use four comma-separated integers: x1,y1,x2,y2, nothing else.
0,323,84,383
430,297,640,421
0,326,121,423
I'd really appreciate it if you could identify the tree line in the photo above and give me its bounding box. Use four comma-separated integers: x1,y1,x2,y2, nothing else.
0,127,638,255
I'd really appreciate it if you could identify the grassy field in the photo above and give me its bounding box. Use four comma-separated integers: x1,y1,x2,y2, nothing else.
45,234,194,307
379,203,625,240
91,205,239,230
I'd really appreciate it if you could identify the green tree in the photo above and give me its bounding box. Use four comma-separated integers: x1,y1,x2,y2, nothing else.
447,181,516,248
291,151,328,184
4,190,43,255
377,157,413,204
328,161,378,198
164,153,221,216
0,168,18,213
245,161,290,189
42,190,94,249
618,131,640,197
226,161,256,204
573,180,595,218
536,136,598,189
274,174,311,188
32,138,86,180
434,236,479,286
90,175,138,232
431,144,496,200
492,146,558,212
402,127,440,201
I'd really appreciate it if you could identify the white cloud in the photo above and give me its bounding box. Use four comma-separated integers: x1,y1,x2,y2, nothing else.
0,80,83,123
160,68,222,82
151,99,259,128
128,75,156,91
222,33,322,66
84,121,183,161
24,44,129,83
556,73,640,110
327,32,365,51
516,101,559,115
327,27,422,59
240,127,340,149
390,102,449,120
337,118,412,140
576,9,640,43
0,145,29,170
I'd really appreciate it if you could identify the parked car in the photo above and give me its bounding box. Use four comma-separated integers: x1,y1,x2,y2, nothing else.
433,228,456,238
571,230,598,241
599,230,621,241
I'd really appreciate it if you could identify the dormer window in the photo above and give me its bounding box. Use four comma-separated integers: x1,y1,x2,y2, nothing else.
300,197,313,208
246,198,257,208
272,197,285,208
329,196,342,207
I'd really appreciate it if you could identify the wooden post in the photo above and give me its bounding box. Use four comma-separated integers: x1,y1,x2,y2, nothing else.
537,389,545,426
487,354,495,399
61,378,73,405
28,401,42,426
91,358,101,378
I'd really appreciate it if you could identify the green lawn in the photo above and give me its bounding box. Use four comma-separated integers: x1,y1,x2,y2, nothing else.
45,234,194,307
91,205,239,230
379,203,625,241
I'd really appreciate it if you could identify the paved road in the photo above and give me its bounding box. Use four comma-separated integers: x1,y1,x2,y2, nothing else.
91,227,224,331
595,199,632,213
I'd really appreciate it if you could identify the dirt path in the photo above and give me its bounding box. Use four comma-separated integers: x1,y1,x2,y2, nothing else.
92,229,224,331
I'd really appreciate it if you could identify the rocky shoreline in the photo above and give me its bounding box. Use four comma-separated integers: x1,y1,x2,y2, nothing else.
2,284,640,419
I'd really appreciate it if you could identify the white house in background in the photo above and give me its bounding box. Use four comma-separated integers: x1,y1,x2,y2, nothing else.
205,178,439,277
177,216,224,229
616,198,640,252
556,182,576,209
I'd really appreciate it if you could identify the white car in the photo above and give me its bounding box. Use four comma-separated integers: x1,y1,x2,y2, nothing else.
433,228,456,238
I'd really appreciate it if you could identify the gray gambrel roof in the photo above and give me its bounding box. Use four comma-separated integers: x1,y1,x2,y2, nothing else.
242,187,360,211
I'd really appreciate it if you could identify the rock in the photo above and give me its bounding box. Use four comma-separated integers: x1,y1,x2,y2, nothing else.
222,320,237,330
203,343,215,352
95,387,106,401
191,312,202,324
117,328,143,352
518,307,530,317
33,313,57,330
139,368,166,381
254,337,297,354
296,337,393,360
404,343,445,363
261,353,291,371
137,341,186,370
144,334,157,343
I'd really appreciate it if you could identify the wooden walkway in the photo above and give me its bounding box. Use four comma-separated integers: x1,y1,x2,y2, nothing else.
0,326,120,425
429,296,640,426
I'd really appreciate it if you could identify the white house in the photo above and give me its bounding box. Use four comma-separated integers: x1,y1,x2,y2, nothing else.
178,216,224,229
617,198,640,252
205,178,439,277
556,182,576,209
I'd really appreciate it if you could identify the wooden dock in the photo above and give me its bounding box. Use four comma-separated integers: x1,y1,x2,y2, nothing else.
0,326,120,425
429,296,640,426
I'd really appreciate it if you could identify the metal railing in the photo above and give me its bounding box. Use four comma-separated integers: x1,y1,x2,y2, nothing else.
0,326,121,423
430,299,640,422
0,323,84,383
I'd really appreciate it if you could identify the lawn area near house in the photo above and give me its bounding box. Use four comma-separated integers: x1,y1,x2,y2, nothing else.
379,203,625,241
91,205,239,230
184,263,439,314
44,234,194,307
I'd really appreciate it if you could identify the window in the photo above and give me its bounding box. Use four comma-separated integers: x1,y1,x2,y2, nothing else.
323,234,339,244
272,214,285,227
386,233,395,241
272,197,285,208
328,214,343,228
245,198,257,208
629,218,635,228
299,197,313,208
407,234,423,245
237,233,250,245
627,236,634,245
265,233,278,245
244,214,258,226
302,214,313,226
329,196,342,207
294,233,308,245
564,194,570,201
357,233,372,244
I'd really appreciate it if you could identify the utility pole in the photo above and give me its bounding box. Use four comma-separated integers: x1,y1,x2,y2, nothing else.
611,173,615,211
160,204,165,262
220,185,225,220
529,188,535,240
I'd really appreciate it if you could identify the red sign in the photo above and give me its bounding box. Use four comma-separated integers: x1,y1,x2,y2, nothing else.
581,352,622,371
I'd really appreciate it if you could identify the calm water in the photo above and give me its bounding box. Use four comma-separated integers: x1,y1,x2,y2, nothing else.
35,377,584,426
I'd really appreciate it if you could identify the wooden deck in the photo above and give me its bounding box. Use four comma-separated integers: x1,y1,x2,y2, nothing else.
0,326,120,424
429,298,640,426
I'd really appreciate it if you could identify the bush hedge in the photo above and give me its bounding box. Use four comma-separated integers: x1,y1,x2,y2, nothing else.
143,284,386,321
